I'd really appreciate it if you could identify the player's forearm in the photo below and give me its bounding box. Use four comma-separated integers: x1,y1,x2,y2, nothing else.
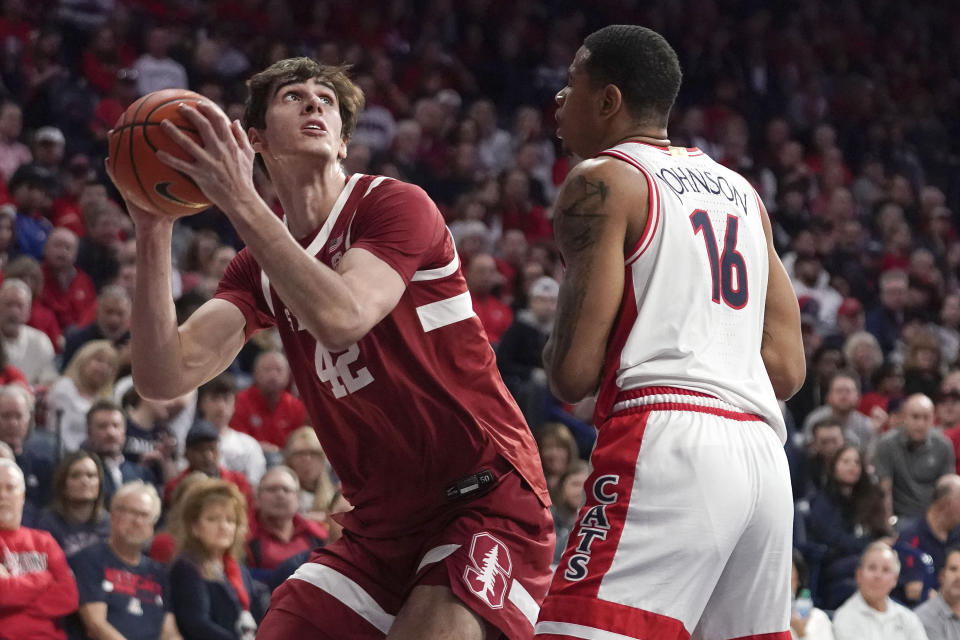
230,201,368,350
131,219,193,399
760,324,806,400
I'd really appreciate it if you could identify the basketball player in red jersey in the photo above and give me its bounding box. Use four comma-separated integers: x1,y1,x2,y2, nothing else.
109,59,553,639
532,26,806,640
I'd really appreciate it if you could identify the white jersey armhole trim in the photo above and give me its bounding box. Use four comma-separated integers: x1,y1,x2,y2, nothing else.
600,148,662,266
412,228,459,281
345,175,395,251
302,172,363,257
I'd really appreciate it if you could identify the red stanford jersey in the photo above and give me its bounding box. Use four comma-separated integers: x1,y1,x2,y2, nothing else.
215,174,548,537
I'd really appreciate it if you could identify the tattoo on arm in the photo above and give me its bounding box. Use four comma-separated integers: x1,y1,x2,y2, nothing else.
546,175,610,368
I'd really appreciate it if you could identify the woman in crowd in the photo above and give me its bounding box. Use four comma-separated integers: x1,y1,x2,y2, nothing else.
44,339,118,452
535,422,579,493
790,550,834,640
550,459,590,565
148,470,208,563
36,450,109,556
169,478,258,640
283,426,336,523
806,444,893,609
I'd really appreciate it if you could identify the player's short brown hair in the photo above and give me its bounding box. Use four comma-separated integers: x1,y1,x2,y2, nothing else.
243,57,365,142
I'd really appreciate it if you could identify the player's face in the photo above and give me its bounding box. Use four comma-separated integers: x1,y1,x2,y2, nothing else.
191,499,238,556
252,78,347,165
856,549,898,604
555,47,602,158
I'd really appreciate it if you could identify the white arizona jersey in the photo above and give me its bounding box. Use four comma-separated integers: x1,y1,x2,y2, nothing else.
592,141,786,442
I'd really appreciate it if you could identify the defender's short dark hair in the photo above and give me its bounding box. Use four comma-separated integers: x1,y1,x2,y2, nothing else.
582,25,681,126
243,57,365,142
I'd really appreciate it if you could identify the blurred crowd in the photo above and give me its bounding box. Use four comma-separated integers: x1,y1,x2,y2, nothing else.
0,0,958,638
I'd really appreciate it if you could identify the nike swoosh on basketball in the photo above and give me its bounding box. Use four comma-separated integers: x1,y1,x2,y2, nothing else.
154,182,206,207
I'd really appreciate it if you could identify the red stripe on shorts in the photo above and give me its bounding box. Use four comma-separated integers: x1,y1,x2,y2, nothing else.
538,594,690,640
728,632,791,640
549,412,650,600
616,402,766,422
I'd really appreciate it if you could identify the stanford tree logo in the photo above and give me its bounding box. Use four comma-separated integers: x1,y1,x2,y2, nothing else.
463,532,512,609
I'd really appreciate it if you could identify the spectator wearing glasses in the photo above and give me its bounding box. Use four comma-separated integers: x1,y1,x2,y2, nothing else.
246,466,327,577
69,480,182,640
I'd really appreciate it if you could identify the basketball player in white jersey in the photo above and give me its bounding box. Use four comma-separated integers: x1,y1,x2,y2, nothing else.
533,25,806,640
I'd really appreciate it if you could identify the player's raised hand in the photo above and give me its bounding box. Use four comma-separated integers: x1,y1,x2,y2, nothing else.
155,100,259,216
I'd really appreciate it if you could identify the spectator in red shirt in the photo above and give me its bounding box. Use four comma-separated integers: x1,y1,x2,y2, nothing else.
246,466,326,575
467,252,513,345
230,351,306,452
500,168,553,243
0,458,79,639
39,227,96,334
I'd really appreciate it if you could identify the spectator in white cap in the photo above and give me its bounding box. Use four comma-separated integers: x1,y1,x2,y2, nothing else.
497,276,559,422
31,126,66,172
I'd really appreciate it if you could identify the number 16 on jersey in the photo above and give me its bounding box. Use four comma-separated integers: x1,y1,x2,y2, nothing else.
690,209,748,309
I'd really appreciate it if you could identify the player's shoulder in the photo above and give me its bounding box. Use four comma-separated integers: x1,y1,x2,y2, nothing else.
363,174,433,204
558,156,649,207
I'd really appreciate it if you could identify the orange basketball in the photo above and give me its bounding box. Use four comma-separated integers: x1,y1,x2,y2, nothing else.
107,89,212,217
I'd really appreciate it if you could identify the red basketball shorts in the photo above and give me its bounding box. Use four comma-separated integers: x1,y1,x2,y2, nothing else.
535,389,793,640
259,464,555,639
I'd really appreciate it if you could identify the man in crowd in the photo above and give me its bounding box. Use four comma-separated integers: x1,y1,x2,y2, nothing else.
792,417,846,500
61,285,132,371
467,252,513,345
230,351,306,453
802,370,878,452
898,474,960,588
197,373,265,485
916,547,960,639
84,399,155,505
0,384,54,512
832,542,927,639
39,227,97,335
0,279,57,385
69,480,181,640
162,420,254,518
121,388,180,486
875,393,955,523
246,466,327,576
0,458,79,639
866,269,909,355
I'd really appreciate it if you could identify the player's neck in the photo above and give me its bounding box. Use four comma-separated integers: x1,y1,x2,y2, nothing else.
271,162,350,240
615,131,671,148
